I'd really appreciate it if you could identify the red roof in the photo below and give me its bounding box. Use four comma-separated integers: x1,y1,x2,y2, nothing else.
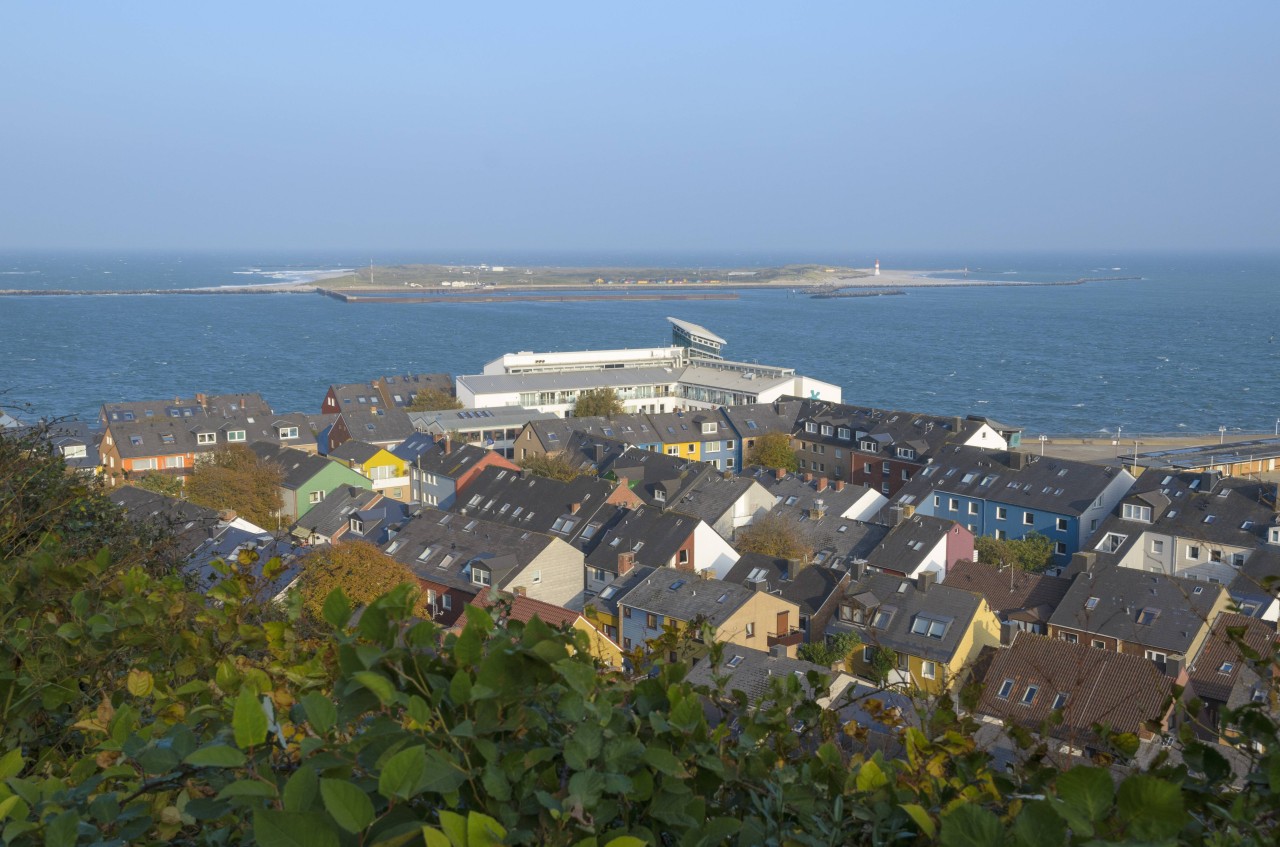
476,593,581,628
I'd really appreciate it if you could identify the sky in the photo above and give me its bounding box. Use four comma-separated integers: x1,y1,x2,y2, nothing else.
1,2,1277,253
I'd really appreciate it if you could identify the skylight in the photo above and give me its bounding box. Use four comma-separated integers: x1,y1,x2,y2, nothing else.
669,579,686,591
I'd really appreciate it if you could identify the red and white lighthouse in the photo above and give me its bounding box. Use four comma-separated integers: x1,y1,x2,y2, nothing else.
874,259,880,276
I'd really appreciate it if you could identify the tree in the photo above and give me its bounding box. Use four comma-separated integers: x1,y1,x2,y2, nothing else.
572,387,625,418
797,630,862,666
518,451,594,482
296,540,425,619
747,430,799,472
407,387,463,412
868,645,897,685
975,531,1055,572
133,470,184,498
734,512,812,560
185,444,284,529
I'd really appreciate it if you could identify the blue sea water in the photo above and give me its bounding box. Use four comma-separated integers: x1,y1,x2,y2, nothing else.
0,250,1277,437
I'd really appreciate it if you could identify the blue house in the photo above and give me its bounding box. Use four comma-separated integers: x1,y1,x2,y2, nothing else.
897,448,1135,566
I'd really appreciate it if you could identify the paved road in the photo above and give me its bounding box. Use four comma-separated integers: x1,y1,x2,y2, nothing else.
1037,434,1280,482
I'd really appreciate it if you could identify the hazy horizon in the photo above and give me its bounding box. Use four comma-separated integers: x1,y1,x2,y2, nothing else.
2,2,1276,253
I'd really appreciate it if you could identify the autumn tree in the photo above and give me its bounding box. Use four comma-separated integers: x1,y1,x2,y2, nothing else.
296,540,426,619
573,388,625,418
185,444,284,529
734,512,812,560
747,431,798,472
518,452,595,482
407,387,463,412
974,531,1055,573
133,470,184,498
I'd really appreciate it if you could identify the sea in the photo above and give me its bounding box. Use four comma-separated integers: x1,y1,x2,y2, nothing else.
1,249,1277,438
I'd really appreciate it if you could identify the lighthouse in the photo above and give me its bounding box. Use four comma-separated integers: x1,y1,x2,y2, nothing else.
874,259,880,276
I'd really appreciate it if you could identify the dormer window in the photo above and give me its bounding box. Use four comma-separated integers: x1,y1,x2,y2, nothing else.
349,517,364,534
1270,527,1280,545
897,448,915,460
837,427,851,440
196,432,216,445
277,426,299,439
471,567,491,587
860,440,878,453
1095,532,1127,553
653,488,666,503
821,425,833,436
805,422,818,433
227,430,246,442
702,421,717,434
1122,503,1152,522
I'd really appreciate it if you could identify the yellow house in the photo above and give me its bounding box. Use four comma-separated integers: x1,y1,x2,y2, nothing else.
647,411,734,465
328,440,412,502
615,566,801,664
835,571,1001,695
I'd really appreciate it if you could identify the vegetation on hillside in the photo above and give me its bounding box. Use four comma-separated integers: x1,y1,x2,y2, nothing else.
1,424,1279,846
746,431,799,472
184,444,284,529
133,470,184,498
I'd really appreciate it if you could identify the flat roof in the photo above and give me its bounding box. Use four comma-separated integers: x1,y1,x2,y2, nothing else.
1137,437,1280,468
668,316,726,345
458,366,682,395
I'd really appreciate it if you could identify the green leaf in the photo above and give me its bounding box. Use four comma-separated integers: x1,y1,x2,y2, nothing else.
603,838,648,847
642,746,684,776
900,803,936,840
1010,800,1065,847
234,686,268,749
1116,774,1186,841
43,810,79,847
254,809,340,847
439,810,467,846
1055,766,1113,822
322,588,352,628
320,778,375,834
940,804,1003,847
466,812,506,847
184,744,247,768
420,750,468,795
379,746,427,800
301,693,337,734
283,766,319,813
421,828,452,847
455,628,482,667
217,779,280,799
0,795,21,822
0,750,23,779
353,671,397,706
854,759,888,791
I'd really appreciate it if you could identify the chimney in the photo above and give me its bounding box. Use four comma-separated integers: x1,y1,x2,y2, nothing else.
785,557,806,578
618,551,635,575
916,570,937,593
809,499,826,521
833,479,845,492
890,505,904,527
848,561,863,581
816,477,828,492
770,644,788,659
444,434,452,454
570,502,581,514
803,472,814,483
593,443,606,464
1164,655,1184,680
902,504,916,519
953,416,963,433
775,467,786,481
218,508,237,523
1071,551,1097,573
512,586,527,597
520,467,532,479
1009,451,1029,470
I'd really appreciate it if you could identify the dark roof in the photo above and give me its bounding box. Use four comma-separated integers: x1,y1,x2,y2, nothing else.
456,465,621,552
864,514,960,575
249,441,343,490
593,565,655,617
1230,545,1280,613
898,446,1129,517
184,527,305,600
112,485,225,560
337,406,415,445
946,560,1072,621
391,432,439,463
720,399,805,438
525,415,657,451
373,373,454,406
1137,437,1280,471
977,632,1174,743
668,472,764,527
102,392,273,424
723,554,848,617
1187,613,1276,705
833,572,984,663
16,420,101,470
1047,566,1224,655
381,508,555,593
615,567,759,626
750,469,887,567
685,646,852,706
410,442,494,479
292,486,383,539
793,399,995,460
328,440,385,464
584,506,698,574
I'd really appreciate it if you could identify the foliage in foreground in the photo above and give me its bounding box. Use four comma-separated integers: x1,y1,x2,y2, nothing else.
2,429,1280,845
298,540,427,619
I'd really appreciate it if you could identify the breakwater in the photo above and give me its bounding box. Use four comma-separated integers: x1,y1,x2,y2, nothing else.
322,289,739,304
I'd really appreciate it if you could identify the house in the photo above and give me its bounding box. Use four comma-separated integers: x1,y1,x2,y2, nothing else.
101,392,273,426
1087,471,1278,586
667,471,774,542
452,465,636,555
615,566,801,659
723,554,850,644
1230,544,1280,622
408,440,519,509
327,440,412,502
327,406,416,453
16,420,101,474
830,570,1001,694
903,447,1136,566
685,645,856,711
583,505,739,594
381,508,586,624
408,406,555,460
321,374,452,416
1185,613,1277,743
644,410,737,468
720,399,806,473
249,441,372,520
289,486,383,546
975,632,1176,756
339,498,415,548
793,401,1012,497
475,592,624,668
1047,565,1229,673
749,469,890,569
862,513,973,581
945,559,1073,644
513,415,661,462
111,485,228,569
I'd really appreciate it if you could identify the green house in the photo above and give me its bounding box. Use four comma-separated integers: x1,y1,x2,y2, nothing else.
250,442,372,520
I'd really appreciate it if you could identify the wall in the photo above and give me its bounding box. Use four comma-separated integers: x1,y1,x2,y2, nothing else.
692,521,740,577
718,591,801,650
505,537,585,607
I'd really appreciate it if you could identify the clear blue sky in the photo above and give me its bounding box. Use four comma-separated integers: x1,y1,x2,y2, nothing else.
1,1,1276,252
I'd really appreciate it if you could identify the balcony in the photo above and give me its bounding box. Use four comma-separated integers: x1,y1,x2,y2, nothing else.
767,628,804,649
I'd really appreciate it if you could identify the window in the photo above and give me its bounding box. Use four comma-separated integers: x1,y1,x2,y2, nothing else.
997,679,1015,699
996,507,1007,520
1096,532,1127,553
1136,607,1160,626
1218,662,1234,674
1187,545,1201,560
417,546,435,562
471,568,491,587
309,490,324,505
592,567,605,582
1122,503,1152,522
863,646,875,663
805,422,817,433
995,529,1007,541
1055,542,1067,556
1144,649,1167,664
349,518,364,534
132,458,158,471
1061,632,1078,644
966,502,978,516
1151,539,1164,554
160,433,175,445
871,608,894,629
910,615,949,638
197,432,216,445
921,661,936,679
948,498,959,512
1052,692,1069,710
821,424,833,436
1085,596,1100,610
725,440,734,449
934,496,941,508
1055,518,1068,532
1210,549,1223,563
745,622,755,638
646,613,658,629
839,604,854,622
882,462,890,476
227,430,246,442
531,570,542,584
1023,511,1035,526
622,607,632,619
1092,639,1106,649
1021,685,1039,705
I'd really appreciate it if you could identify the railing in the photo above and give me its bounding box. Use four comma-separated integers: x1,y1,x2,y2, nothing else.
767,628,804,648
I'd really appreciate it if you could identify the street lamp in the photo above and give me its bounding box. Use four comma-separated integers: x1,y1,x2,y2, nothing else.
1038,434,1048,456
1219,425,1227,444
1275,417,1279,437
